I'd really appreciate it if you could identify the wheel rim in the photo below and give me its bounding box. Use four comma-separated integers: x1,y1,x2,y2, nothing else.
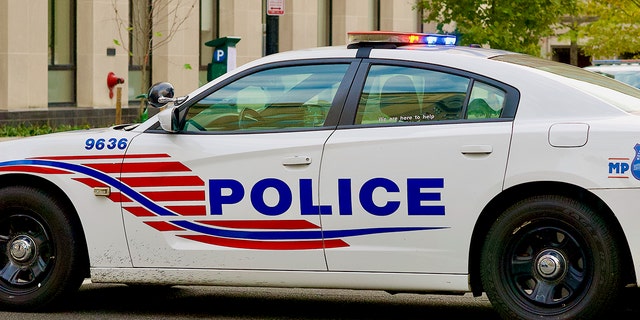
505,223,590,310
0,213,55,293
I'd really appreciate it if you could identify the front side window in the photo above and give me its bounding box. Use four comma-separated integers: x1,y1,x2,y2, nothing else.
357,65,470,124
184,64,350,132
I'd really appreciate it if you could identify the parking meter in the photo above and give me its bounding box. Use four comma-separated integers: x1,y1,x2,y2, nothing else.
205,36,241,81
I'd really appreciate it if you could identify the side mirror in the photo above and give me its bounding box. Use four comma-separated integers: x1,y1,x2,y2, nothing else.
148,82,175,108
157,105,179,133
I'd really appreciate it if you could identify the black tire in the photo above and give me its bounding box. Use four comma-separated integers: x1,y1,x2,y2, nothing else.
480,195,622,320
0,186,86,311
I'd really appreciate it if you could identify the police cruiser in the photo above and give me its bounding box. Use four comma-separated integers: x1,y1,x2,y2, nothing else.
1,31,639,320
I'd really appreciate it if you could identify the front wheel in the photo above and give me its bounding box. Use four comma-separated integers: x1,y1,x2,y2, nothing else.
480,195,622,320
0,186,86,311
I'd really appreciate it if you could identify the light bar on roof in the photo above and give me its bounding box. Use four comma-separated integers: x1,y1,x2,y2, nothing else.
348,31,457,46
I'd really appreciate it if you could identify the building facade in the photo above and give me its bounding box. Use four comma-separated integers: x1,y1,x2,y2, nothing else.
0,0,431,127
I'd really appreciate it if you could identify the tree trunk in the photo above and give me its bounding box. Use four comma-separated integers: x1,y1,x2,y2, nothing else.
570,39,579,67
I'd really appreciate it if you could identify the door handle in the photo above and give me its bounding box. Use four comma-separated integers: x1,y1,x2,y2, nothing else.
460,145,493,155
282,156,312,166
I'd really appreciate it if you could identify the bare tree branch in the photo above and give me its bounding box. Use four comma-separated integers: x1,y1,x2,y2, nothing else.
111,0,197,117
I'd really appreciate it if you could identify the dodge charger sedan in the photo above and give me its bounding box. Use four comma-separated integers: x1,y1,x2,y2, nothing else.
1,31,639,320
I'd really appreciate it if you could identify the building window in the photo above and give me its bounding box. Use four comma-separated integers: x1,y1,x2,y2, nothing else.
551,46,591,68
129,0,152,103
48,0,76,106
370,0,379,31
318,0,332,46
199,0,219,87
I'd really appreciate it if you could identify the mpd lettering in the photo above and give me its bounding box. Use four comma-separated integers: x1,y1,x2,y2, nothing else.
209,177,445,216
609,162,630,174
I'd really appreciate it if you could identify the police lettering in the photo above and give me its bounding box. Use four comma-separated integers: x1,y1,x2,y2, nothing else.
209,178,444,216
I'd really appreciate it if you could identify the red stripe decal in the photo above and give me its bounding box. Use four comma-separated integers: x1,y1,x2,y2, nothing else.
108,192,133,202
82,163,121,173
31,153,169,160
118,193,133,202
108,192,120,202
144,221,184,231
124,206,157,217
119,176,205,187
124,154,171,159
179,235,349,250
0,165,71,174
197,220,320,230
166,205,207,216
323,239,350,249
142,190,205,201
73,177,107,188
85,162,191,173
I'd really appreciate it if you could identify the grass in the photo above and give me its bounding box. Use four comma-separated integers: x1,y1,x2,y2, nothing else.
0,124,91,137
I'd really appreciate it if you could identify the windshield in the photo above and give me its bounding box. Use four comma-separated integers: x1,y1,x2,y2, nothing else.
493,54,640,113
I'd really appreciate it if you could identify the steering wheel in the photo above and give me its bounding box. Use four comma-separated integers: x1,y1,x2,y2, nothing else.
239,108,263,129
435,95,464,119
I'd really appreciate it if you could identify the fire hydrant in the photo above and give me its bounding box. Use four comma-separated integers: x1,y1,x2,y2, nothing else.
106,72,125,99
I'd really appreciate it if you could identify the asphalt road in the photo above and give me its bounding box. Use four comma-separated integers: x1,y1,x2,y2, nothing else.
2,281,640,320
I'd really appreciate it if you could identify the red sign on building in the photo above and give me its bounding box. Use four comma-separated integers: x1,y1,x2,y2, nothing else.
267,0,284,16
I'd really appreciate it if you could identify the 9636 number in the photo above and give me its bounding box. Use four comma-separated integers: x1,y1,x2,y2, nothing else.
85,138,128,150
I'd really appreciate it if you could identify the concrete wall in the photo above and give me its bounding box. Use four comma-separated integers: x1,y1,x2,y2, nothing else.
0,1,48,111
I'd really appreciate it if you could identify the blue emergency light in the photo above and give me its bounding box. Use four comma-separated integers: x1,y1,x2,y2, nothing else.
348,31,457,46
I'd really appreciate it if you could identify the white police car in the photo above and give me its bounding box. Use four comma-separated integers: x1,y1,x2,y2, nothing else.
1,31,640,319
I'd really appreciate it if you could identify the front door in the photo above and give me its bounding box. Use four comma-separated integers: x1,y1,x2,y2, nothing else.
122,62,353,270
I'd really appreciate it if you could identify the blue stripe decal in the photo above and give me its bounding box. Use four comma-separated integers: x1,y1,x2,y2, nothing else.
171,220,447,240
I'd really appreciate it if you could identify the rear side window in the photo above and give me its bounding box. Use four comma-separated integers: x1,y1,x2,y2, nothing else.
356,65,470,124
467,81,505,119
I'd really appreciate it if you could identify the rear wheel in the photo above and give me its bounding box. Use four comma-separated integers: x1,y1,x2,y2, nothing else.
480,195,622,319
0,186,86,311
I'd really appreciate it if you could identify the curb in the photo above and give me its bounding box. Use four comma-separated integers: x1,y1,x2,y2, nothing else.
0,137,23,142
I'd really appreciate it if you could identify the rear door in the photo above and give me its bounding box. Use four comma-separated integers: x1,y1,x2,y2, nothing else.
319,61,517,273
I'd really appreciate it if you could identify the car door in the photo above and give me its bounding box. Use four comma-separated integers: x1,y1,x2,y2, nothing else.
122,61,356,270
319,62,517,273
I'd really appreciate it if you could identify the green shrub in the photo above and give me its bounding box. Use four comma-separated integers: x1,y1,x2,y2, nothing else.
0,124,90,137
